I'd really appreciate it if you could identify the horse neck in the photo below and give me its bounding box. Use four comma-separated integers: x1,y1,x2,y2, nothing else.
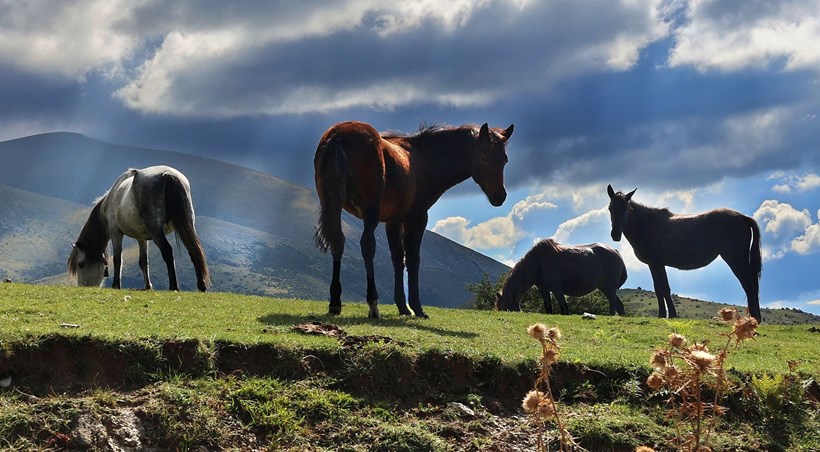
77,199,110,258
407,128,477,192
624,201,669,238
510,250,540,288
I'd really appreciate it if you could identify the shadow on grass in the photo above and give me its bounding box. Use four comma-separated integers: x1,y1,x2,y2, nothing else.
257,312,479,339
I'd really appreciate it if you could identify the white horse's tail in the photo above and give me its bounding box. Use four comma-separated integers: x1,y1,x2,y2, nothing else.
163,173,210,291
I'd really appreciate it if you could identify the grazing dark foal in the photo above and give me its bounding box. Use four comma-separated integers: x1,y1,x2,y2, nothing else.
314,121,514,319
607,185,762,321
496,238,627,315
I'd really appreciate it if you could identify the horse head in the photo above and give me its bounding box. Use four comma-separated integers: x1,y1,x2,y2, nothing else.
607,184,636,241
67,242,109,287
472,123,514,207
496,269,525,312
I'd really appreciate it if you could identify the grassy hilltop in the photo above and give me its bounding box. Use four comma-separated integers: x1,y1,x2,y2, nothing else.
1,283,818,451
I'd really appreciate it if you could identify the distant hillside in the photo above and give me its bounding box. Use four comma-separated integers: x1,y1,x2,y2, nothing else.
0,132,509,308
619,288,820,325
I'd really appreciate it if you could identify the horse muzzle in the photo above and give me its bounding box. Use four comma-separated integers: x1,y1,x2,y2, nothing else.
488,189,507,207
611,230,622,242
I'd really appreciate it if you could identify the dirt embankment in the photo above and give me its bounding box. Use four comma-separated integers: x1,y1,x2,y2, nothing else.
0,322,636,401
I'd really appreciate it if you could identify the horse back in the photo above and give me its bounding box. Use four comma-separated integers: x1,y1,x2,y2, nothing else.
108,166,185,239
538,243,609,296
633,207,754,269
317,121,415,222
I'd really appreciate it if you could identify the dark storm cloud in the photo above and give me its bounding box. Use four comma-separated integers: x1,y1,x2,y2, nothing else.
2,0,819,194
0,64,83,121
115,0,667,116
497,42,820,191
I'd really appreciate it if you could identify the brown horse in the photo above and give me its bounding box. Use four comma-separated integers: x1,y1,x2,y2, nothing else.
314,121,514,319
606,185,762,321
496,239,627,315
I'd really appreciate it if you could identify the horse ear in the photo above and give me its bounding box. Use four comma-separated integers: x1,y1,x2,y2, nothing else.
479,123,490,142
626,188,637,200
607,184,615,199
500,124,514,142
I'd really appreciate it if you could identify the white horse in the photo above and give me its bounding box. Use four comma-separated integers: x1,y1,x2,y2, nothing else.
67,165,210,291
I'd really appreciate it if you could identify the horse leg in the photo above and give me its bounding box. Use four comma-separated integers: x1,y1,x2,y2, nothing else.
386,222,412,316
723,251,762,321
138,239,152,290
360,215,380,319
151,230,179,291
602,287,625,316
111,233,124,289
536,284,553,314
649,265,676,318
404,215,429,319
553,291,570,315
329,248,343,315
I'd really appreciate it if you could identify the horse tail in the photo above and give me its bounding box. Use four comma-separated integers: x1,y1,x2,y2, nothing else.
747,216,762,280
619,265,628,289
744,215,762,320
313,134,348,255
164,172,210,291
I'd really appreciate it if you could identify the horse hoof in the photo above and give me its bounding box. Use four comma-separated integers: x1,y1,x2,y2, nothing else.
415,312,429,319
328,305,342,316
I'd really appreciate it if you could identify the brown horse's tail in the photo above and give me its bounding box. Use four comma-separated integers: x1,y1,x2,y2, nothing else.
313,135,348,256
164,173,210,291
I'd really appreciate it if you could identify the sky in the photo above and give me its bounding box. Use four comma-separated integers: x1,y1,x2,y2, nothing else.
0,0,818,315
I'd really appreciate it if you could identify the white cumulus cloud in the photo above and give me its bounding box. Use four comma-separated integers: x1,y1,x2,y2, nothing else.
753,200,817,259
0,0,137,78
552,207,608,243
511,194,557,220
431,215,525,251
791,210,820,255
669,0,820,73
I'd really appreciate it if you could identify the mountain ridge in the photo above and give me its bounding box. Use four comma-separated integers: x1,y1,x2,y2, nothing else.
0,132,510,308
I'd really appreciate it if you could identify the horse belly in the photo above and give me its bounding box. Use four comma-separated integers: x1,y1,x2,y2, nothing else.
562,279,600,297
548,258,601,297
665,248,719,270
114,192,153,240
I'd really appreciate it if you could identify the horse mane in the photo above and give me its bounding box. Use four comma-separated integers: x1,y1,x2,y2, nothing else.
629,199,674,220
382,123,477,143
534,238,562,255
509,241,547,282
68,199,110,275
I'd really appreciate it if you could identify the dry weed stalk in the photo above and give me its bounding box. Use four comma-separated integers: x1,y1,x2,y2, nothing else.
523,324,583,452
644,308,759,451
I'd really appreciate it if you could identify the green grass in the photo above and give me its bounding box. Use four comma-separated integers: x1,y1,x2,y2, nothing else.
1,283,819,376
1,283,818,451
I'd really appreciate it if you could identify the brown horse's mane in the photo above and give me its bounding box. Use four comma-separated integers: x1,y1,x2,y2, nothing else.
382,123,477,143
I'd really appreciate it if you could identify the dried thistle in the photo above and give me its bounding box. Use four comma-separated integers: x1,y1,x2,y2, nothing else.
528,323,548,341
688,350,717,371
522,390,544,414
650,349,668,369
718,308,737,322
731,316,758,344
524,324,581,452
669,333,687,348
646,309,761,451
